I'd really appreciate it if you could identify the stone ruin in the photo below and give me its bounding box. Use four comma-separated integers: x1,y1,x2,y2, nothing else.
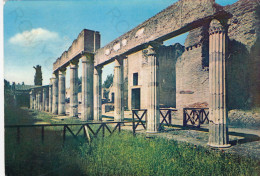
29,0,260,148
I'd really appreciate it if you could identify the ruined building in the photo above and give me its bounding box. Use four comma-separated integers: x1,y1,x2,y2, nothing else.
30,0,260,148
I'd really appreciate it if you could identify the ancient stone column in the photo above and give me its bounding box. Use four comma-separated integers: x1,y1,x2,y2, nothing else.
70,60,79,117
114,57,124,121
39,91,42,111
35,92,38,110
29,91,33,109
31,89,35,109
82,54,94,121
145,45,160,133
58,68,66,115
42,88,47,111
208,19,230,147
46,88,49,112
49,80,53,113
52,73,59,114
94,66,103,121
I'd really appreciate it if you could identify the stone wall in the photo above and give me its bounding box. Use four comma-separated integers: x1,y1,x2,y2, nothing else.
176,26,209,113
224,0,260,109
174,0,260,113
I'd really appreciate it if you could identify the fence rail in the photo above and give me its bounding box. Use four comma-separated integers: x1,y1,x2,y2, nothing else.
183,108,209,128
5,121,131,145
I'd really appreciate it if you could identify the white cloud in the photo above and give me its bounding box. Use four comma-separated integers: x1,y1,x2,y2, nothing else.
9,28,59,46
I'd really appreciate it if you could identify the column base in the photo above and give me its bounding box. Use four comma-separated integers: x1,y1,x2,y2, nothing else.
208,123,230,147
146,131,159,138
207,143,231,148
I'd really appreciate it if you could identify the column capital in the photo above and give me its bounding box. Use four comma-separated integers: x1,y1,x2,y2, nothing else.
114,56,125,67
52,72,58,78
209,19,227,35
94,66,103,75
81,52,94,63
70,59,79,68
58,67,66,75
143,45,157,57
49,78,53,85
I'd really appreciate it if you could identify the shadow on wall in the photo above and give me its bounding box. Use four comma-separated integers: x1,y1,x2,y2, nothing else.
226,38,260,110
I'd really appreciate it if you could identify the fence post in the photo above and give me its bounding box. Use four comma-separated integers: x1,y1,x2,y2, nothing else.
169,110,172,126
118,123,121,133
41,126,44,144
17,127,20,144
132,110,136,136
102,124,105,138
183,109,186,127
63,125,66,146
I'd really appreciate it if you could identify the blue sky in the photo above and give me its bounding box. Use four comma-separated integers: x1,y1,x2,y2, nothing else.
4,0,238,86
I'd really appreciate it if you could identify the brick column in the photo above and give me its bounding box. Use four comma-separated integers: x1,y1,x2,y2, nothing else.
208,19,230,148
70,60,79,117
58,68,66,115
114,57,124,121
144,45,160,133
52,73,59,114
82,54,94,121
94,66,103,121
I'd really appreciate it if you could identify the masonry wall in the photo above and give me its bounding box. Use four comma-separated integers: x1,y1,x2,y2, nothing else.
176,26,209,113
174,0,260,113
127,44,184,110
224,0,260,109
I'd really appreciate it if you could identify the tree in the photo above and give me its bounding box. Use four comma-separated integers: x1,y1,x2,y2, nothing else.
78,76,82,92
4,79,14,107
103,74,113,88
33,65,43,86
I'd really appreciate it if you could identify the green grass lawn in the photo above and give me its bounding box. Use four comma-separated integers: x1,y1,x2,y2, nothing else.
4,106,260,176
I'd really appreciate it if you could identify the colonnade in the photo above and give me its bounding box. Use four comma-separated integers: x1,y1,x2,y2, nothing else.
29,18,230,147
29,53,105,121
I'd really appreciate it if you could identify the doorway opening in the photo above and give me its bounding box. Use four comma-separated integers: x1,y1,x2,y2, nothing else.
131,88,140,109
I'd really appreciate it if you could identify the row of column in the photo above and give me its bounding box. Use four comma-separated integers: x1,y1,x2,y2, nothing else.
29,18,229,147
47,54,101,121
29,88,49,112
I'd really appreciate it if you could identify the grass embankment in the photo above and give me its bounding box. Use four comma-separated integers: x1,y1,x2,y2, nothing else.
5,106,260,176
